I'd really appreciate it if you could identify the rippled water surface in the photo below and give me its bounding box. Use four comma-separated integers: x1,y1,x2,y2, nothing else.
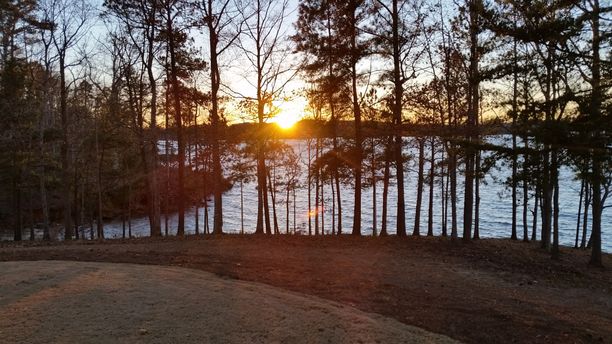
104,137,611,252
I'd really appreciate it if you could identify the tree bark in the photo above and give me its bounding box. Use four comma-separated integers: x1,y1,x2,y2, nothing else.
532,173,539,242
315,138,320,235
427,137,435,237
463,0,480,241
551,151,560,259
204,0,225,235
391,0,406,237
414,138,424,236
588,0,603,267
350,2,362,237
450,147,458,238
308,139,312,236
381,137,391,237
511,126,518,241
575,179,584,248
165,5,185,236
511,35,518,241
241,180,245,234
474,150,481,239
145,8,161,237
372,139,377,236
268,169,279,235
581,181,590,249
287,182,291,235
522,136,529,242
59,54,72,240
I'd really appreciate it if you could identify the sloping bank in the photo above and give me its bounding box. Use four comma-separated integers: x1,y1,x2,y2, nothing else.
0,261,457,344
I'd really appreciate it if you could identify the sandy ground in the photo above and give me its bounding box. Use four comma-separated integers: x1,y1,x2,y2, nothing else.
0,260,457,344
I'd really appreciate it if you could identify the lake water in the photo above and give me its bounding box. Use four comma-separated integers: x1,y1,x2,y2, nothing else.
103,137,611,252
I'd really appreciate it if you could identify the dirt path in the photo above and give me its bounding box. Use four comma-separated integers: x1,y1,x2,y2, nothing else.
0,260,457,344
1,236,611,343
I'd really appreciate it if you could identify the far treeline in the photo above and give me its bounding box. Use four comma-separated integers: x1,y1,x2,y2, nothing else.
0,0,609,266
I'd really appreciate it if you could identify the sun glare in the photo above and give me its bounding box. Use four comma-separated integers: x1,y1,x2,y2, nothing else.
272,98,306,129
275,111,300,129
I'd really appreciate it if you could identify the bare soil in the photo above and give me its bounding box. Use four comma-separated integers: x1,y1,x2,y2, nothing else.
1,235,611,343
0,260,457,344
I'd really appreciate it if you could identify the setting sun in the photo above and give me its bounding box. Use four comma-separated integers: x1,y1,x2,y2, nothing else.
272,98,307,129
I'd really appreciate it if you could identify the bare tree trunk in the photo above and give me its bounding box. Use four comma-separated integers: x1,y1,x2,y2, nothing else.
286,183,290,235
164,92,170,236
321,170,325,235
450,147,458,238
551,152,560,259
511,130,518,241
128,182,132,238
204,0,225,235
474,150,481,239
268,170,279,235
381,137,391,237
581,181,590,249
540,40,557,251
308,139,312,236
441,147,448,237
28,192,34,241
145,111,161,238
575,179,584,248
532,175,539,242
331,177,335,235
195,204,200,235
334,151,342,234
541,150,551,250
391,0,406,237
74,165,80,240
256,112,270,235
263,164,272,235
165,6,186,237
370,137,378,236
204,195,210,235
95,115,104,240
12,167,22,241
122,172,127,239
372,139,377,237
511,36,519,241
443,30,458,240
351,25,363,237
59,55,72,241
90,214,94,240
145,13,161,238
194,122,200,236
522,137,529,242
256,152,265,234
241,180,245,234
463,0,480,241
315,138,320,236
588,0,603,267
427,137,435,237
40,125,50,241
463,112,475,242
590,158,602,265
414,138,424,236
